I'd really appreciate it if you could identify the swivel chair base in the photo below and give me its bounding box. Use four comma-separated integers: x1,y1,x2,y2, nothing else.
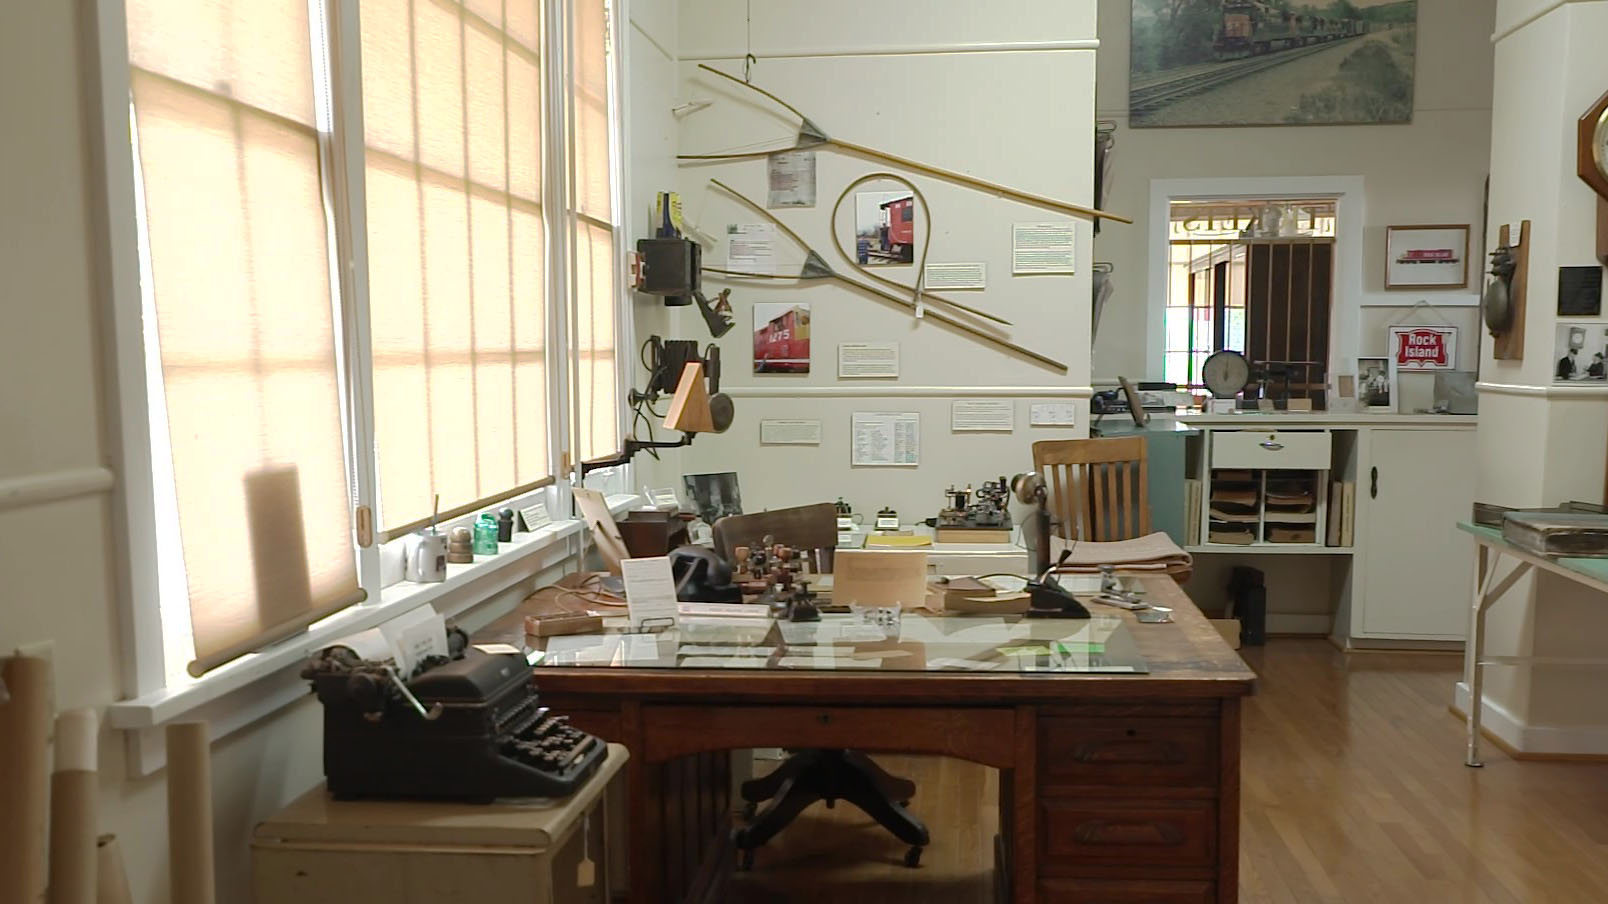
734,749,928,870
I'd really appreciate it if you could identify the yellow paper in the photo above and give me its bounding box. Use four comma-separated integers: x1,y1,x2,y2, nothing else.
865,534,932,548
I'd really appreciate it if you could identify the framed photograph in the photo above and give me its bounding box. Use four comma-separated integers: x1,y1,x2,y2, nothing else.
1386,225,1470,289
1128,1,1418,128
1388,325,1458,372
681,472,743,526
1553,322,1608,384
854,190,915,265
1357,357,1392,409
752,302,810,374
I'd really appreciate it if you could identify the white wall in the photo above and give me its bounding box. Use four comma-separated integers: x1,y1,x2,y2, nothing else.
1092,0,1497,386
644,0,1097,518
1470,0,1608,748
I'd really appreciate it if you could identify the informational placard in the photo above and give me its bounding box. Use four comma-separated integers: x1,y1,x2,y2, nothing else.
518,501,552,531
1029,403,1078,426
851,412,920,466
726,223,777,275
838,342,899,378
766,149,816,208
951,399,1014,432
1012,222,1076,274
760,419,823,445
621,556,679,631
924,262,987,290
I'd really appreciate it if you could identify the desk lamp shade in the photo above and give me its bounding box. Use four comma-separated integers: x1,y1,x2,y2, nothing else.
664,363,715,434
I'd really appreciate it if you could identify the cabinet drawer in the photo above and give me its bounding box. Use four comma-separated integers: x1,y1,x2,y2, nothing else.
1041,799,1215,867
1039,718,1218,789
1040,878,1215,904
1210,430,1330,470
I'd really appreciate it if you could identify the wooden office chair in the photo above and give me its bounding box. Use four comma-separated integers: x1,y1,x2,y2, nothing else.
711,502,838,563
1033,436,1151,541
713,501,929,870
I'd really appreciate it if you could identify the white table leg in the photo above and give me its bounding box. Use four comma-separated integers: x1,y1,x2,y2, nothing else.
1465,544,1490,767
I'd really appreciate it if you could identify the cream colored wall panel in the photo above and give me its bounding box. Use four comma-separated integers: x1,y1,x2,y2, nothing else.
628,0,678,55
680,0,1096,59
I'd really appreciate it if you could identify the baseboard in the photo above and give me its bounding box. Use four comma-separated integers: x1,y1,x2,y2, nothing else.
1452,682,1608,759
1266,613,1331,635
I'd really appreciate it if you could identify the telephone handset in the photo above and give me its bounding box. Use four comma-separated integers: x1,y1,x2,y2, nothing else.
1023,549,1092,619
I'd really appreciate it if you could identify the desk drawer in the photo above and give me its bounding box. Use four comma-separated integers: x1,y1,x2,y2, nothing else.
1039,717,1217,789
1040,799,1215,868
1040,878,1215,904
1210,430,1329,470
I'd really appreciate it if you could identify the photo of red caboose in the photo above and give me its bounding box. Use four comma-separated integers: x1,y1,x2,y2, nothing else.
855,190,916,265
752,302,811,374
1214,0,1367,59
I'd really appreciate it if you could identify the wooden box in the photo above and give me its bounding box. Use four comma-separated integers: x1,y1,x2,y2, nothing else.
252,744,627,904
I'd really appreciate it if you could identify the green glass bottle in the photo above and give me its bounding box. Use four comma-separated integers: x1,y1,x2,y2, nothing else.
473,513,500,556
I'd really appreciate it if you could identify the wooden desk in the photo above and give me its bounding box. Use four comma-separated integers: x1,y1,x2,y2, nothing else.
479,578,1254,904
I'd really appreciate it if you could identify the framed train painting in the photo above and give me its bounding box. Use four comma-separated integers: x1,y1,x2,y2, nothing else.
1385,224,1470,290
1128,0,1419,128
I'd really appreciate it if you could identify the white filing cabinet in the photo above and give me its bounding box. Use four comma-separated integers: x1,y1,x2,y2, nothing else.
1354,427,1476,640
1178,414,1477,646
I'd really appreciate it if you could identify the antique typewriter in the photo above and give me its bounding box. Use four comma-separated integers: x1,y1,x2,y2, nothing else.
303,629,607,802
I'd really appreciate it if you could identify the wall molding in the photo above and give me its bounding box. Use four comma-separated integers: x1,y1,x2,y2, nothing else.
721,385,1095,399
1491,0,1596,45
682,39,1100,63
1476,381,1608,399
0,466,115,513
1454,682,1608,757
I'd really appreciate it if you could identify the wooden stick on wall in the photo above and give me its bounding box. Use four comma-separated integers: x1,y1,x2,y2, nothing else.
95,836,133,904
49,708,99,904
166,722,217,904
0,654,53,904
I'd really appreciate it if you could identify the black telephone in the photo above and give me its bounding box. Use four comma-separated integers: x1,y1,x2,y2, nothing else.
1024,549,1091,619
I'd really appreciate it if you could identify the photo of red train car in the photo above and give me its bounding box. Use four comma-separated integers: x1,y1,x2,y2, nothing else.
753,302,811,374
855,190,916,265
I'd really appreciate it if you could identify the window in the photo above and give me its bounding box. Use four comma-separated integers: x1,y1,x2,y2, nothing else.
1164,199,1335,390
118,0,626,685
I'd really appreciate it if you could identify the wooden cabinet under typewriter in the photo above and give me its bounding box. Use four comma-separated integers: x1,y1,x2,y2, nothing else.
304,642,607,802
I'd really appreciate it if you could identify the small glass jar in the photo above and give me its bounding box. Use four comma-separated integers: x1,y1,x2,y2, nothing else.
473,513,500,556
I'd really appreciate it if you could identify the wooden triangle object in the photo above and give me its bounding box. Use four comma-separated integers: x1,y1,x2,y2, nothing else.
664,363,715,433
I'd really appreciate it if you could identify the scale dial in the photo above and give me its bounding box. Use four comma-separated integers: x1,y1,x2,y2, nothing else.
1201,350,1250,398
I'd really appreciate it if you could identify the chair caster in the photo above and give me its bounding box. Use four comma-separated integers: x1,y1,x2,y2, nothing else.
742,801,757,821
738,848,756,872
904,846,923,868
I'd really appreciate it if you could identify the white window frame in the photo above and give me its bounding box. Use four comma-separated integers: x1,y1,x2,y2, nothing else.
91,0,637,774
1146,176,1365,387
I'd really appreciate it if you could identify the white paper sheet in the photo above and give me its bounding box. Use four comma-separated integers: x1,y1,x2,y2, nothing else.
1029,402,1078,426
766,150,816,208
924,262,987,290
838,343,900,378
681,656,774,669
1012,222,1076,275
778,620,889,646
759,419,823,445
544,634,622,664
951,399,1014,432
678,644,777,657
851,411,919,466
727,223,778,275
382,607,448,675
622,556,680,630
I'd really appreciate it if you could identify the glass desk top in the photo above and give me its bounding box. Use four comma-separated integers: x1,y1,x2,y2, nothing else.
535,613,1148,674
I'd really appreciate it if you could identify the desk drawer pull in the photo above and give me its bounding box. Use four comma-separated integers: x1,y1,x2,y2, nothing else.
1071,740,1187,765
1259,440,1284,451
1073,819,1185,847
816,713,831,725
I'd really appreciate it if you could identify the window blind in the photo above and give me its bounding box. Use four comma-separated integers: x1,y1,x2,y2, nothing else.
362,0,554,540
126,0,364,676
568,0,620,464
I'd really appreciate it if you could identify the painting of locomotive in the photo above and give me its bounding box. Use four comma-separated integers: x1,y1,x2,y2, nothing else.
752,302,811,374
1129,0,1417,127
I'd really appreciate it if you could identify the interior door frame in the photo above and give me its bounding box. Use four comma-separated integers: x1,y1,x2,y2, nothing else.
1148,176,1366,389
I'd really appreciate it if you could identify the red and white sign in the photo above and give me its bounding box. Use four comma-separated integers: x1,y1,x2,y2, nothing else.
1389,325,1457,370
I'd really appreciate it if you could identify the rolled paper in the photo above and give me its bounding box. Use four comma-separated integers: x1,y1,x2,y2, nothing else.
49,709,99,904
166,722,216,904
95,836,133,904
0,655,53,904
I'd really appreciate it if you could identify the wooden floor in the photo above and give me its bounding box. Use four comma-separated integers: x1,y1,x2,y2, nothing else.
725,639,1608,903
